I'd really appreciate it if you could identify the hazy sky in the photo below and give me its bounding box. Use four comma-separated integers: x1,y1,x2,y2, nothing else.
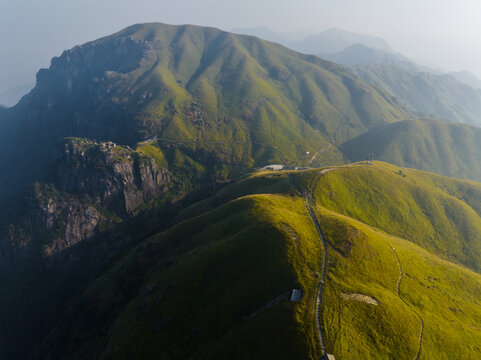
2,0,481,95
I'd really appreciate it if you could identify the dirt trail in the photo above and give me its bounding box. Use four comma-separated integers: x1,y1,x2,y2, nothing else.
288,172,329,358
287,165,422,360
308,144,332,165
388,244,424,360
306,195,328,356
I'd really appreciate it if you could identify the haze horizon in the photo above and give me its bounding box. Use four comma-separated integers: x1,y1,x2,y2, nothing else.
2,0,481,101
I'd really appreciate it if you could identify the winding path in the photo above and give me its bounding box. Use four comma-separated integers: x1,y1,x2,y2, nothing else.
289,165,426,359
387,244,424,360
306,195,329,358
308,144,332,166
288,172,329,359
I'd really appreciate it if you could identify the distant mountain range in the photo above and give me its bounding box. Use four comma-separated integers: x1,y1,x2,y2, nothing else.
231,25,309,43
234,26,481,91
231,27,481,126
316,43,481,126
318,43,417,69
449,70,481,89
232,26,392,54
290,27,392,54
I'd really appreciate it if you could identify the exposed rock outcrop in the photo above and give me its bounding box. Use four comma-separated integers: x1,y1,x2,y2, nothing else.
1,137,175,266
1,189,104,271
53,137,174,215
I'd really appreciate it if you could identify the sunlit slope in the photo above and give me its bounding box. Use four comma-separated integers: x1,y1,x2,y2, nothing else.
36,164,481,359
309,162,481,271
110,23,410,146
317,207,481,359
342,119,481,181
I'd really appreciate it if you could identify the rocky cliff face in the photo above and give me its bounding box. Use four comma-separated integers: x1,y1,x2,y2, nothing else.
1,137,175,267
0,189,104,272
0,36,151,201
53,137,174,215
24,35,147,142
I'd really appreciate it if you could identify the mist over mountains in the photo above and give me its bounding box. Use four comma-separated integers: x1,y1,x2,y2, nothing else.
233,26,481,127
449,70,481,89
316,43,481,126
232,26,393,53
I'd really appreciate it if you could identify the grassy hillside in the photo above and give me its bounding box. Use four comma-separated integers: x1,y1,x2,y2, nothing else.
0,23,413,200
34,163,481,359
342,119,481,181
318,207,481,359
106,23,409,147
307,162,481,271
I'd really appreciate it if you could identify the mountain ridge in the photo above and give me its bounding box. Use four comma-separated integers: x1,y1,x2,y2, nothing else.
232,26,393,54
316,43,481,126
0,22,412,202
318,43,417,69
449,70,481,89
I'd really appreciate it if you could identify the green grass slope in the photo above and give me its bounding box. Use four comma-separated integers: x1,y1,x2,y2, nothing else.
318,207,481,359
309,162,481,271
110,23,409,145
34,163,481,359
342,119,481,181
